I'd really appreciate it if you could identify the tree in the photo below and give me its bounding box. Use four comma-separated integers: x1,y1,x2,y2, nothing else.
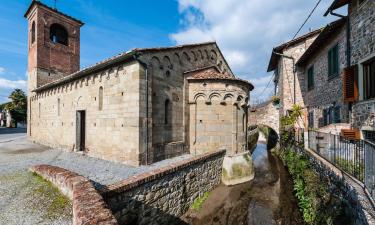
5,89,27,127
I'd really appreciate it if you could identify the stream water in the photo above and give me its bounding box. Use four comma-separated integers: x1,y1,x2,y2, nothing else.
183,142,304,225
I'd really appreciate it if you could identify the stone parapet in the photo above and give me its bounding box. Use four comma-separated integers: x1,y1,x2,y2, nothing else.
29,164,118,225
100,149,226,225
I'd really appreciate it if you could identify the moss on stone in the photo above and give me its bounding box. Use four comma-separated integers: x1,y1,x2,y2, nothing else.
31,172,71,220
191,191,211,211
231,163,251,178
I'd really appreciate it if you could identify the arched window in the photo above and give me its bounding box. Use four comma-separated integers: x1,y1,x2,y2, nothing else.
38,103,41,118
98,87,103,110
50,23,68,46
165,99,170,124
31,22,36,44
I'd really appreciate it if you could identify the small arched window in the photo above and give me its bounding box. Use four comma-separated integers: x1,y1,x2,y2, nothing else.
165,99,170,124
31,22,36,44
98,87,103,110
50,23,68,46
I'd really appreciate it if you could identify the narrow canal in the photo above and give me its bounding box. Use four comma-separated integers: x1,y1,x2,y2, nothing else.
183,142,304,225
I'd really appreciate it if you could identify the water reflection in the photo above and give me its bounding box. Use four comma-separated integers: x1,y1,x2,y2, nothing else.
182,142,304,225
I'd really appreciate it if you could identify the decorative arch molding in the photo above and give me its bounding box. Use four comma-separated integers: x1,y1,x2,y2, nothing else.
208,92,222,102
210,50,218,62
198,49,204,60
193,93,207,102
151,56,162,70
173,53,181,65
182,52,191,64
191,51,197,61
162,55,173,70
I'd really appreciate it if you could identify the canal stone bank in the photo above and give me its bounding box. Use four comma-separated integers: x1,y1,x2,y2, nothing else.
293,145,375,224
100,150,226,225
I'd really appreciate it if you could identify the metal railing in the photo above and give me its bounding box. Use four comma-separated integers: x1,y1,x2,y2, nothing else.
307,130,375,199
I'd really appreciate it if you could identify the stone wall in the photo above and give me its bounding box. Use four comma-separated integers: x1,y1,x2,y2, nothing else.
29,164,118,225
295,145,375,224
138,43,233,164
249,100,279,133
29,61,143,166
349,0,375,131
277,35,318,116
100,149,226,225
302,25,350,130
187,79,249,155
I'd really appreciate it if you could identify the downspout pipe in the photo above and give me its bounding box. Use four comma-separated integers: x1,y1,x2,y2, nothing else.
134,54,149,165
273,51,296,105
327,10,351,68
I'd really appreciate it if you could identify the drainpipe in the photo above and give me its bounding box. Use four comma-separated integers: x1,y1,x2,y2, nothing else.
134,55,149,165
273,51,296,105
328,11,352,114
328,11,351,67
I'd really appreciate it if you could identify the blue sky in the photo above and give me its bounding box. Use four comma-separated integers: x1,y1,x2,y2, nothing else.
0,0,344,104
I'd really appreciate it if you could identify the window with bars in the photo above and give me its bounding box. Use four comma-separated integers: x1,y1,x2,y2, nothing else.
363,58,375,100
328,44,339,78
308,111,314,128
307,65,314,90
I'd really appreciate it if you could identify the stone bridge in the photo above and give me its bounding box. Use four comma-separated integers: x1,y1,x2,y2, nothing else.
248,100,280,135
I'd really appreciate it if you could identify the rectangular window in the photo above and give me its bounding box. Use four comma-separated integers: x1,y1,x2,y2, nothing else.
308,111,314,128
307,65,314,90
363,58,375,100
363,130,375,143
323,109,328,126
328,44,339,78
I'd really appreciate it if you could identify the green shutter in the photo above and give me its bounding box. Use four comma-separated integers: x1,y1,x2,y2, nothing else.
308,66,314,90
328,44,339,78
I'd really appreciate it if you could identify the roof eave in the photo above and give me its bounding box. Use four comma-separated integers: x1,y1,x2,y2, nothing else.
324,0,349,16
33,51,137,92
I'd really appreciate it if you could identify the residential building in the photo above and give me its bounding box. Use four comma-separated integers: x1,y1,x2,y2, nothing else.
325,0,375,142
296,18,350,134
267,29,321,130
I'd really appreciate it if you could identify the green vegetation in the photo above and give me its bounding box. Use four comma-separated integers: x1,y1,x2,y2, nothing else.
278,105,353,225
191,191,211,211
335,157,365,181
31,172,70,220
280,149,352,224
1,89,27,127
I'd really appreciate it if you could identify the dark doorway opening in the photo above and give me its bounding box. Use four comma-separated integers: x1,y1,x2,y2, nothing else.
76,110,86,151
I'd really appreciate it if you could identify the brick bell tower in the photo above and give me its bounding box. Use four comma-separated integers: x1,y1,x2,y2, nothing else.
25,0,84,90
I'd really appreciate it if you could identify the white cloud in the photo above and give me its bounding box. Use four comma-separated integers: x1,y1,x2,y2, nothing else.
0,67,5,74
171,0,339,101
0,78,27,90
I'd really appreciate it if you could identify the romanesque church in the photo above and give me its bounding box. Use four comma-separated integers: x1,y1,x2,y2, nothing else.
25,1,253,166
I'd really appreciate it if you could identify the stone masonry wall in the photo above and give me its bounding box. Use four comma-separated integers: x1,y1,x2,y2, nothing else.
294,146,375,224
349,0,375,131
303,25,350,129
138,43,233,164
188,80,249,155
29,61,142,166
249,100,279,133
100,149,226,225
278,35,318,116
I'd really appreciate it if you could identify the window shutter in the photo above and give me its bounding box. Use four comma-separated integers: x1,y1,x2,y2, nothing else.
341,129,360,140
343,65,358,102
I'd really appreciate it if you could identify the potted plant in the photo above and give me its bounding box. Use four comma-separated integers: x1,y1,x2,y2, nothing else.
271,95,280,106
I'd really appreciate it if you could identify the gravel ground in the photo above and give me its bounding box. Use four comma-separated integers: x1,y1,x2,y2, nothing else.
0,128,192,225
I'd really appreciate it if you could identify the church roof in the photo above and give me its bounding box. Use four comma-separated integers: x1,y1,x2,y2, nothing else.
33,42,232,92
185,66,254,90
24,0,84,25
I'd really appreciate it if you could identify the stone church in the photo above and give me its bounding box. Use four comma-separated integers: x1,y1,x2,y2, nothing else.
25,1,253,166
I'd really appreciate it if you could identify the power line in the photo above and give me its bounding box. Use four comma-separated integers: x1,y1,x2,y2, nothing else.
255,0,323,99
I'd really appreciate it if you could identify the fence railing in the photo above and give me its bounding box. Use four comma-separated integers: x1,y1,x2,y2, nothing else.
307,130,375,199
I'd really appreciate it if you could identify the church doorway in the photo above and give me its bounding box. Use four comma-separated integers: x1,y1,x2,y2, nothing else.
76,110,86,151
